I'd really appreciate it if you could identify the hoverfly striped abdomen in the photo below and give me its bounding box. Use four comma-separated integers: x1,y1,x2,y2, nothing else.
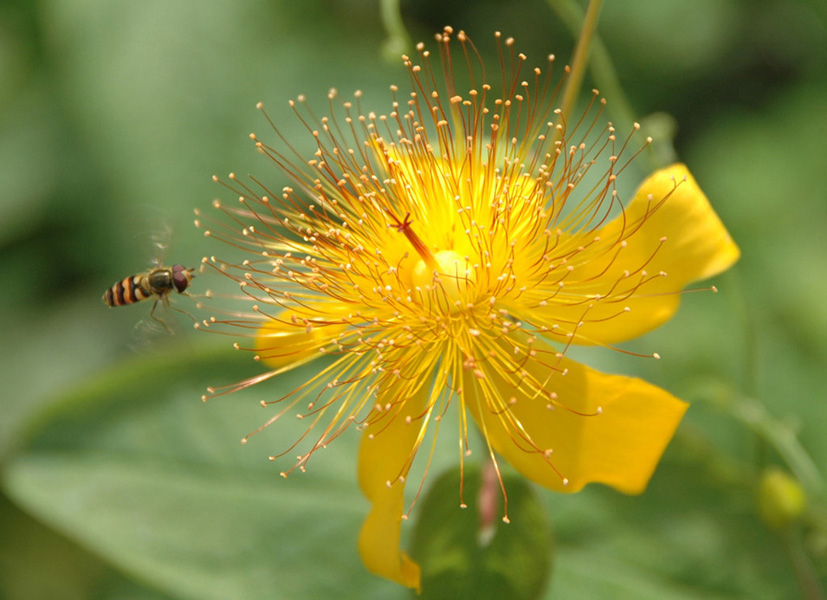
103,264,194,311
103,274,152,307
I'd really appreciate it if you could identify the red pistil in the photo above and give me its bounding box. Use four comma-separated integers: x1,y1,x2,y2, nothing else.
389,211,438,270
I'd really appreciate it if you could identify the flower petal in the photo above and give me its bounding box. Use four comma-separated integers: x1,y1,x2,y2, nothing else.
463,335,687,494
356,380,427,591
523,164,740,345
255,313,349,369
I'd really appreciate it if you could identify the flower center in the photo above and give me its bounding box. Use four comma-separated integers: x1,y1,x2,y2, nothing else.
411,249,476,313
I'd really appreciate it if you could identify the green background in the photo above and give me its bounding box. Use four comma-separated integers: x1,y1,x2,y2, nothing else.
1,0,825,598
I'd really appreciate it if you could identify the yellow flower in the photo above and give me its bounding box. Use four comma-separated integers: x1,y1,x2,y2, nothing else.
198,27,740,591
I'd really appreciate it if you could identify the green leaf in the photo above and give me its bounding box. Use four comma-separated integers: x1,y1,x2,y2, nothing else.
411,464,553,600
543,439,806,599
2,345,405,600
0,490,177,600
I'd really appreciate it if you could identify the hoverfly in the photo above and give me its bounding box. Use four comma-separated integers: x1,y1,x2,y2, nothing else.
103,264,195,330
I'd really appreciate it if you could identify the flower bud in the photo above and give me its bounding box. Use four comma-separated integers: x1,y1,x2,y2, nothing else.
757,467,806,531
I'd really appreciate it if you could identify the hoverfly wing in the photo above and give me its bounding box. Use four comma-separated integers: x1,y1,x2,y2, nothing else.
104,218,196,334
148,221,174,268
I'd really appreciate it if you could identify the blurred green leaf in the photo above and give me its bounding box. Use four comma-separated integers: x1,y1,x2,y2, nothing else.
544,439,808,599
2,345,405,600
0,491,177,600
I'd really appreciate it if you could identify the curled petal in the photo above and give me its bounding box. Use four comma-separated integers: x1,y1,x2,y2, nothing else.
357,380,428,591
463,335,687,494
529,164,740,345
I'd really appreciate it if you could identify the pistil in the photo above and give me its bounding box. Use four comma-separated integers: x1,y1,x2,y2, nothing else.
392,212,438,271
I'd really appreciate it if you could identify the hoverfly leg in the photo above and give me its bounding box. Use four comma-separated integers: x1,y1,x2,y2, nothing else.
149,298,175,334
169,302,197,324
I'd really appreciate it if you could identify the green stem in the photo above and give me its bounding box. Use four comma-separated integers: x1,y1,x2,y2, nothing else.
379,0,411,61
547,0,636,131
722,270,822,501
557,0,603,130
721,190,824,600
547,0,683,170
782,529,825,600
733,396,824,499
673,422,821,600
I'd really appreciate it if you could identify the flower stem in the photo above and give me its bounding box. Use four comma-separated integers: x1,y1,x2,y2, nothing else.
723,270,824,498
379,0,411,61
548,0,678,168
733,396,825,500
782,529,826,600
557,0,603,129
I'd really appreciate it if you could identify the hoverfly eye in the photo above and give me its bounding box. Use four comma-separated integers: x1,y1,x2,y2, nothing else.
172,264,191,293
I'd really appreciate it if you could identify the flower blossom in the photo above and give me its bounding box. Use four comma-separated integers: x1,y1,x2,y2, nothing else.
197,27,740,591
